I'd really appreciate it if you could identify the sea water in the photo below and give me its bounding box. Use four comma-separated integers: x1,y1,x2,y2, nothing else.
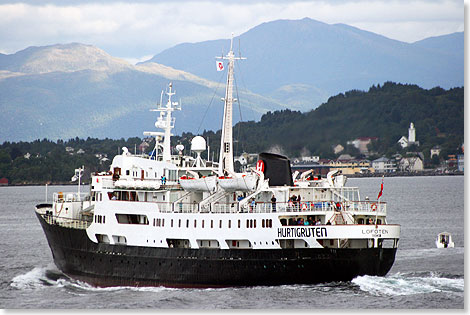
0,176,464,309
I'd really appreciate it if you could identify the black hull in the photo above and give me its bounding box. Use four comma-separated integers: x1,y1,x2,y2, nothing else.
36,213,397,287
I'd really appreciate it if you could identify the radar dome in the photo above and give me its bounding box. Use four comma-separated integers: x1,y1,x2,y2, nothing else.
191,136,206,153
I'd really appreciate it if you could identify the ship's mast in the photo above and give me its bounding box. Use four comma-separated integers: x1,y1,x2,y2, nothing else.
217,34,245,176
144,82,181,162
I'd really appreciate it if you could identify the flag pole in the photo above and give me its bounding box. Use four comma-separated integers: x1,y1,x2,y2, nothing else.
375,175,384,227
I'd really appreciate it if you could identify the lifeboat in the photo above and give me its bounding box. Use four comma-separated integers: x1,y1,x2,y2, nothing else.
179,175,217,193
217,173,258,192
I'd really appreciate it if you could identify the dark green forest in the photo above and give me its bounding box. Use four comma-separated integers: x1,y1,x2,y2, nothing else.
230,82,463,159
0,82,464,184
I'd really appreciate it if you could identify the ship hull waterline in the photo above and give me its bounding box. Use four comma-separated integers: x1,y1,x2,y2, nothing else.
36,212,397,288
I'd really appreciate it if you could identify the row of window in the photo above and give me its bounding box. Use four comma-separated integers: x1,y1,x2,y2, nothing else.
94,215,106,224
150,218,275,229
122,169,178,181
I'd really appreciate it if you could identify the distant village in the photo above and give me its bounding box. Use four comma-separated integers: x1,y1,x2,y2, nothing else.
289,123,463,176
237,122,464,177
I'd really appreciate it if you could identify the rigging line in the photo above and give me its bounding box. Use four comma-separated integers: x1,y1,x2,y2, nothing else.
197,71,226,134
234,73,243,123
234,59,256,123
233,73,243,155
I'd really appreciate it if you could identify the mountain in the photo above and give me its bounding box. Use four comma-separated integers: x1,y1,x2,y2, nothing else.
0,43,131,73
412,32,464,53
0,43,285,142
145,18,463,110
0,18,463,142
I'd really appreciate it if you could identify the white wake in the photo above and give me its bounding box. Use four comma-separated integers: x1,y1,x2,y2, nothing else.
352,272,464,296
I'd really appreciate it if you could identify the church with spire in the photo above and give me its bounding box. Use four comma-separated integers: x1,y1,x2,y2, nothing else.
398,122,420,148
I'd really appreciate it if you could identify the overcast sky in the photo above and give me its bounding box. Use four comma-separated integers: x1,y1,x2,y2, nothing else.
0,0,464,64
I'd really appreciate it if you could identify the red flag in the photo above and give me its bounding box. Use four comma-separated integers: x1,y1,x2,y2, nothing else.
377,176,384,200
216,61,224,71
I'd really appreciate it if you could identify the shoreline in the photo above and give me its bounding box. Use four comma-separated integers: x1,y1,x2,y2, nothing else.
346,171,464,178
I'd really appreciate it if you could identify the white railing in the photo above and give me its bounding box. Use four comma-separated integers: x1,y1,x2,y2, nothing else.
151,200,386,215
43,213,91,229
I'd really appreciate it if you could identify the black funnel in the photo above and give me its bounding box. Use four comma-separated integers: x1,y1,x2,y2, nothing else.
258,152,293,187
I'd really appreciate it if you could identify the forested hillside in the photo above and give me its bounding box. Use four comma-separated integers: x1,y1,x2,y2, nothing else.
227,82,463,159
0,137,143,184
0,82,464,184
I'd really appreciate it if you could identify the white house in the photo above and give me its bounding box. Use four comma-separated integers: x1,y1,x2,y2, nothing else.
397,136,408,149
300,156,320,163
333,144,344,154
430,146,441,158
399,156,424,172
372,157,396,173
347,137,378,154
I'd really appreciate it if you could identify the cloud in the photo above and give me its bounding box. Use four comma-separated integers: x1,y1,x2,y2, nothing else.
121,55,154,65
0,0,463,58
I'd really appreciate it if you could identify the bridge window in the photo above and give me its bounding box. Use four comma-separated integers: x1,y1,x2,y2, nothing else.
115,214,149,225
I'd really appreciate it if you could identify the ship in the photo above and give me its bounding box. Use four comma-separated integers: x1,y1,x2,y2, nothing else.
34,36,400,287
